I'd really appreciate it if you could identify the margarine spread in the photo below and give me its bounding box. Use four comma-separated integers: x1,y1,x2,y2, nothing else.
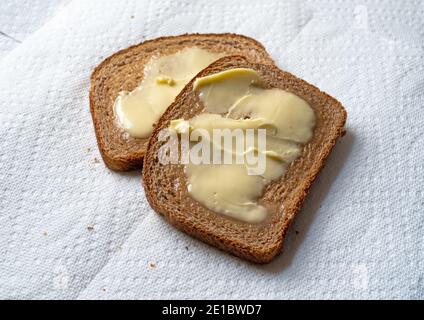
114,47,223,138
170,68,316,223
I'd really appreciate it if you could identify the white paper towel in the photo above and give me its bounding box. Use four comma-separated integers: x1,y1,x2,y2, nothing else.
0,0,70,59
0,0,423,299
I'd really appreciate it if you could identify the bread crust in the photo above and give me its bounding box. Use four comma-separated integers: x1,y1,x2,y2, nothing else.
142,56,347,263
89,33,274,171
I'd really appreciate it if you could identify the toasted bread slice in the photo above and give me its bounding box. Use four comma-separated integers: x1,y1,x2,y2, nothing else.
142,56,347,263
90,34,274,171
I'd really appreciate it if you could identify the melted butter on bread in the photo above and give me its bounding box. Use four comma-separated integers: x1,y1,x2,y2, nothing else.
170,68,315,223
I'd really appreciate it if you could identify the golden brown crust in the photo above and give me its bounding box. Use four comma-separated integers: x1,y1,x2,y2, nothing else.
89,33,274,171
142,56,347,263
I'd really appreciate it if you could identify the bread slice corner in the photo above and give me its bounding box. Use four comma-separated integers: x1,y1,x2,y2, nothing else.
142,55,347,263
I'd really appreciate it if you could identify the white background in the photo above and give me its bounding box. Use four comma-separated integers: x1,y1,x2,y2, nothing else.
0,0,423,299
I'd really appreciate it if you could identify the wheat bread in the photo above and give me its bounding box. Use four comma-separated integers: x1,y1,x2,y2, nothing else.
90,34,274,171
142,56,347,263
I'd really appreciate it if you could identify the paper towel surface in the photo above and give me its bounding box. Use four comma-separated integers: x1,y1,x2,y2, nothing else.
0,0,70,59
0,0,423,299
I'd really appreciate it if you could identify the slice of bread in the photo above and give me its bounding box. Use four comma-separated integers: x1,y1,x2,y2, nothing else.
142,56,347,263
90,33,274,171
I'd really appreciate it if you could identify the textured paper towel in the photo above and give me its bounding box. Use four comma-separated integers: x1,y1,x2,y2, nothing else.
0,0,70,59
0,0,423,299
